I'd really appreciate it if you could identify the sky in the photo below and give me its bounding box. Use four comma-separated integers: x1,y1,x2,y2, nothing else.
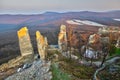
0,0,120,14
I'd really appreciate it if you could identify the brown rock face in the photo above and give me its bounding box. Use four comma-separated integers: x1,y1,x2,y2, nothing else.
89,27,120,50
36,31,48,60
58,25,67,52
17,27,34,56
88,34,102,50
89,34,100,44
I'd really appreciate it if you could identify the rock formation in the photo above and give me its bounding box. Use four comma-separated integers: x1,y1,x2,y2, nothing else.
98,27,109,36
58,25,67,52
5,60,52,80
98,27,120,41
36,31,48,60
17,27,34,56
84,47,98,59
88,34,100,44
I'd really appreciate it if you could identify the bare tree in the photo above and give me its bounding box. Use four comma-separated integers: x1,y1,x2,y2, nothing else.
100,37,110,67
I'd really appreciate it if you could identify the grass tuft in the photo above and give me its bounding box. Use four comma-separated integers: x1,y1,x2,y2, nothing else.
51,63,71,80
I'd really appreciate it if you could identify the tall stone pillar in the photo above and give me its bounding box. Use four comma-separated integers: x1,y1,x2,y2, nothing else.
36,31,48,60
17,27,34,56
58,25,67,52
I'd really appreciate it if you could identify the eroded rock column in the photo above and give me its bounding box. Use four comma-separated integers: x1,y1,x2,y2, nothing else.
36,31,48,60
17,27,34,56
58,25,67,52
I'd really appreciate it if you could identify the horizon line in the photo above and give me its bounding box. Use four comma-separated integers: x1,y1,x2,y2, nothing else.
0,10,120,15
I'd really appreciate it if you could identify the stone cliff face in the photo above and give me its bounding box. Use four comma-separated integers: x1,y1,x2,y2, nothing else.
17,27,34,56
58,25,67,52
36,31,48,60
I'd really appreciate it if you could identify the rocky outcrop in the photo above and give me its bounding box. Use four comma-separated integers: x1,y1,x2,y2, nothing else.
98,27,120,41
82,33,109,59
98,27,109,36
88,34,100,44
84,48,98,59
58,25,67,52
17,27,34,56
5,60,52,80
36,31,48,60
82,34,101,59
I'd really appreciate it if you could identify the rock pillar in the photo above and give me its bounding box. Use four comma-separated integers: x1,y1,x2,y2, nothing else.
36,31,48,60
17,27,34,56
58,25,67,52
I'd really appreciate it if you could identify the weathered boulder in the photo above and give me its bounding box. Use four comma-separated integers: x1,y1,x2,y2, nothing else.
17,27,34,56
36,31,48,60
58,25,67,52
84,48,98,59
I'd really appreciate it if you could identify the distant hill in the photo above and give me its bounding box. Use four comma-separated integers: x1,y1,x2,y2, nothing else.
0,10,120,33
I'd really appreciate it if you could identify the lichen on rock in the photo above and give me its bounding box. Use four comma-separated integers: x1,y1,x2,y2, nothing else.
36,31,48,60
17,27,34,56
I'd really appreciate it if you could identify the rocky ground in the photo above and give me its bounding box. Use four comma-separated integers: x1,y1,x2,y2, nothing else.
5,60,52,80
0,49,120,80
95,56,120,80
0,56,31,80
0,54,52,80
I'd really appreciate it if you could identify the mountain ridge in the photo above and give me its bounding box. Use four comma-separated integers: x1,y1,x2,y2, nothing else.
0,10,120,15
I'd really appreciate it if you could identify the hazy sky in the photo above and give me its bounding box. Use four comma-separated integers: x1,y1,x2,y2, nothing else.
0,0,120,14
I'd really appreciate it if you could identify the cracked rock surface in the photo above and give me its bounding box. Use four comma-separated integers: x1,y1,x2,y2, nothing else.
5,60,52,80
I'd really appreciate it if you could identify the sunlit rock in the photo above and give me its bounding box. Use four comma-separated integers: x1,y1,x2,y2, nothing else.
36,31,48,60
88,34,102,50
58,25,67,52
17,27,34,56
89,34,100,44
